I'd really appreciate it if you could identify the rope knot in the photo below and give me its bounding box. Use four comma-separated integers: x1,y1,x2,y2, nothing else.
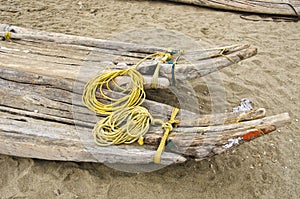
154,108,180,164
162,122,173,132
4,32,13,42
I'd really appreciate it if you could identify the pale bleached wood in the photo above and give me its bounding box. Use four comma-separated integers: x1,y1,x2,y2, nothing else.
0,25,167,53
144,112,290,159
158,47,257,80
173,112,289,133
0,66,199,123
0,111,186,164
0,25,258,86
145,112,290,145
166,0,300,16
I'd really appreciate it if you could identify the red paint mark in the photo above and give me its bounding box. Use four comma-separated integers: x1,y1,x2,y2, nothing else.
243,128,268,141
243,130,261,141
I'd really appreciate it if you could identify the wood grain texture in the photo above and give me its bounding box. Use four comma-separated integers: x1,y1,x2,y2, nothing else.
166,0,300,16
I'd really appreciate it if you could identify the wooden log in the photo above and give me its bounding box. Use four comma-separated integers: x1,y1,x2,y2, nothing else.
0,111,186,164
166,0,300,17
0,36,257,84
158,47,257,80
172,124,277,158
143,112,290,159
0,66,199,123
0,25,168,53
144,112,290,146
0,25,258,91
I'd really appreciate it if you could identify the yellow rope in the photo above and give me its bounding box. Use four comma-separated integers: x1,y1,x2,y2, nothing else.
93,106,153,146
82,68,146,115
151,52,173,88
4,32,13,42
154,108,180,164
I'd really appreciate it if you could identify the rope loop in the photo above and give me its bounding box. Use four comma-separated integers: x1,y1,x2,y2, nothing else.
82,67,146,116
93,106,152,146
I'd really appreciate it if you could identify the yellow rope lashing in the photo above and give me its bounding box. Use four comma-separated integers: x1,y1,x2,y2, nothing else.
4,32,13,42
154,108,180,164
151,52,173,88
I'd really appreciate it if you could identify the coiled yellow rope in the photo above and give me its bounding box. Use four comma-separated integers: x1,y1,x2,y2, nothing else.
82,68,146,115
93,106,153,146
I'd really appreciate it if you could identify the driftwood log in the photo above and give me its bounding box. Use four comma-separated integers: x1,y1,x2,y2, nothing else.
166,0,300,17
0,25,290,164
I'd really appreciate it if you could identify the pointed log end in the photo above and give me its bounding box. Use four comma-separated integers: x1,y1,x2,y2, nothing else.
237,47,257,60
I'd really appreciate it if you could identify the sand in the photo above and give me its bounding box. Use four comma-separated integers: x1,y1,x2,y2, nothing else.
0,0,299,198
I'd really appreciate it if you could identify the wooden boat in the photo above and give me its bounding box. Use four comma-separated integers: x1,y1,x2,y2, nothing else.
0,25,290,165
166,0,300,17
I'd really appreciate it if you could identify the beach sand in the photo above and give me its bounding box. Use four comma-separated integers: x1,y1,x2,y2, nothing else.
0,0,299,198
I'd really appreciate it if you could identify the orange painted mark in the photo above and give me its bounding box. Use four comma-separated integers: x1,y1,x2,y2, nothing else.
243,130,261,141
243,125,276,141
243,128,268,141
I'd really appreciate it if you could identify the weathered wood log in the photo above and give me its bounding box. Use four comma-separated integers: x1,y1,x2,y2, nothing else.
166,0,300,17
145,112,290,146
158,47,257,80
0,33,257,112
0,24,257,83
0,111,186,164
0,66,266,127
0,103,289,161
0,66,200,124
0,24,167,53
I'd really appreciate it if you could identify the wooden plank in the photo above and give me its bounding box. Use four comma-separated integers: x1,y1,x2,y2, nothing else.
166,0,300,16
